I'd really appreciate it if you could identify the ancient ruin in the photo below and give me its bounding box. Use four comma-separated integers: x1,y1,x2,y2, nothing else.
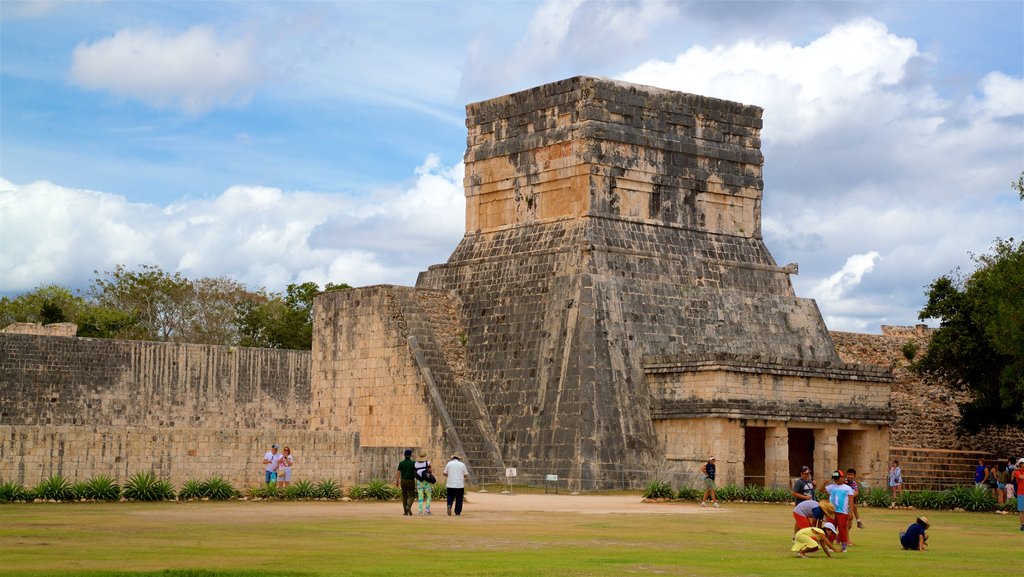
312,77,895,489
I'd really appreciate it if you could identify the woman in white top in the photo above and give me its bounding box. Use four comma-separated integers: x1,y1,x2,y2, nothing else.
277,447,294,487
413,449,433,515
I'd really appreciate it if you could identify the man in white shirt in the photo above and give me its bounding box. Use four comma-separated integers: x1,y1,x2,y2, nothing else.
262,444,282,485
443,454,469,516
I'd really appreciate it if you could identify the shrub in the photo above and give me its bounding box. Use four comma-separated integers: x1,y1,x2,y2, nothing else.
715,484,742,502
247,483,279,499
350,478,396,501
200,477,238,500
642,480,674,499
315,479,342,500
289,479,316,499
81,476,121,502
178,479,204,500
0,481,30,503
71,480,90,500
676,486,701,501
901,341,919,361
431,483,446,500
947,486,996,512
863,486,891,508
122,472,175,501
32,474,74,501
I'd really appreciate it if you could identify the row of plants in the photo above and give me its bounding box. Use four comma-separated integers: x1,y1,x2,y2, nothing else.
643,480,1016,512
0,474,424,504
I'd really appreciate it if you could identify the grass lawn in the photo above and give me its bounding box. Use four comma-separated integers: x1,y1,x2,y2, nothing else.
1,494,1021,577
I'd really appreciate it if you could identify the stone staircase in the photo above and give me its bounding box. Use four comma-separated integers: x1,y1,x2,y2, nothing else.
393,289,505,484
889,447,996,491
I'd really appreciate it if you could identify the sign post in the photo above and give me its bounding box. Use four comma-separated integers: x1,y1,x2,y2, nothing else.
504,467,517,495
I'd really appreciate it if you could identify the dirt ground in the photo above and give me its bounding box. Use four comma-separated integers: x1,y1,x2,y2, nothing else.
132,491,725,523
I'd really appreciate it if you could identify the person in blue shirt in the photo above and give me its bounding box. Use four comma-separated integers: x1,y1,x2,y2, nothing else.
899,517,929,551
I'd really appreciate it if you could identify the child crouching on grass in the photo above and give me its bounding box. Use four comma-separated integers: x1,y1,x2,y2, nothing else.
791,522,840,558
899,517,929,551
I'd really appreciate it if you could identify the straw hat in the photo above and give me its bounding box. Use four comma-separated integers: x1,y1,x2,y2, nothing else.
818,499,836,518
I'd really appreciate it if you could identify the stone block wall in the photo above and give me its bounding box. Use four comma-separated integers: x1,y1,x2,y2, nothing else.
464,77,764,237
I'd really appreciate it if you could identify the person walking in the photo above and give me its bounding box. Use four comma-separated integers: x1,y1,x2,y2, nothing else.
888,460,903,501
277,447,294,488
414,449,434,516
443,453,469,516
395,449,417,516
1013,458,1024,532
262,444,282,486
701,457,719,507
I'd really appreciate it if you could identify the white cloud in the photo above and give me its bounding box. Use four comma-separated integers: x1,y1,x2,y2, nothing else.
808,251,881,303
0,158,465,294
70,25,262,115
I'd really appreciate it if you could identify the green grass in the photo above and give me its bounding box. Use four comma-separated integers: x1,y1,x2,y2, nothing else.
1,499,1021,576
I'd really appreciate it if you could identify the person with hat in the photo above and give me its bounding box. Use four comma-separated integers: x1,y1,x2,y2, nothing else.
791,522,839,558
826,469,857,551
262,443,282,485
790,466,815,533
700,456,719,508
899,516,930,550
443,453,469,516
413,449,434,516
395,449,417,516
792,497,835,535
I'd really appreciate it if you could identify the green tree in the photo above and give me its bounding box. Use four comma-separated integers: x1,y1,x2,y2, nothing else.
236,281,349,350
0,285,87,328
89,265,194,341
915,237,1024,432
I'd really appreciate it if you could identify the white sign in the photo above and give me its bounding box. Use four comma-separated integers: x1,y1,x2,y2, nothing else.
505,468,517,477
546,474,559,482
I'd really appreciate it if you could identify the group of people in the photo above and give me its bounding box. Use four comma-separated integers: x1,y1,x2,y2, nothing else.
396,449,469,517
790,466,927,558
261,444,294,487
976,457,1024,531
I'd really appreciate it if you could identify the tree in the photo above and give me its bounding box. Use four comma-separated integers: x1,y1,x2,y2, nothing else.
236,281,350,350
0,285,87,328
915,236,1024,432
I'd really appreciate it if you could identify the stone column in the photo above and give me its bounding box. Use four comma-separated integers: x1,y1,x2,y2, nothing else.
764,425,790,488
814,426,838,483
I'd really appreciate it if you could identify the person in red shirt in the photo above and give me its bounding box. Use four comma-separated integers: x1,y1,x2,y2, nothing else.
1013,458,1024,532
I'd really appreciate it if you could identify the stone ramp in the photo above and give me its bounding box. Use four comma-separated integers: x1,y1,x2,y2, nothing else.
393,288,506,483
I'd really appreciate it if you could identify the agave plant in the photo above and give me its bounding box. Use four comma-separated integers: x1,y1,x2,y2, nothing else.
0,480,30,503
863,486,891,508
676,486,701,501
32,474,74,501
290,479,316,499
122,472,175,501
71,480,90,500
642,480,674,499
316,478,343,499
178,478,204,500
200,477,238,500
715,484,742,502
82,476,121,501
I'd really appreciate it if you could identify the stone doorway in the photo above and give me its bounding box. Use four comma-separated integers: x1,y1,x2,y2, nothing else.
743,426,767,486
788,428,815,476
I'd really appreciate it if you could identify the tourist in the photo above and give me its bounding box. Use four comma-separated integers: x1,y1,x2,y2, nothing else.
700,457,719,508
791,466,815,534
826,470,856,552
1006,458,1017,501
792,497,834,534
791,523,839,558
899,516,929,551
985,462,999,500
262,444,282,485
443,453,469,516
414,449,434,516
395,448,417,516
888,459,903,500
845,468,864,531
1014,458,1024,532
277,447,294,488
974,458,988,488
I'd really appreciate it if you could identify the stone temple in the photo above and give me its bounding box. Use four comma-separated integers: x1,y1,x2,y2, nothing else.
312,76,894,489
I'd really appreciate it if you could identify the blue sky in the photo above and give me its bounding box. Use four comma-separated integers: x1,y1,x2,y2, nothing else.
1,0,1022,333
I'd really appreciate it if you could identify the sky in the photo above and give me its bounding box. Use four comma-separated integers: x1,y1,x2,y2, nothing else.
1,0,1022,334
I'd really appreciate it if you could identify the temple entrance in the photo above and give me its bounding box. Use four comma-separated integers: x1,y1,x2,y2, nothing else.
788,428,815,476
744,426,767,486
837,429,867,473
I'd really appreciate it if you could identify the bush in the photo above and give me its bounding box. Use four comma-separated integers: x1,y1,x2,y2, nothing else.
0,481,30,503
32,475,74,501
676,486,701,501
315,479,342,500
863,486,891,508
80,476,121,502
714,484,742,502
247,483,279,499
289,479,316,499
178,479,204,500
901,341,919,361
947,486,997,512
347,478,396,501
200,477,238,500
642,480,674,499
431,483,447,500
122,472,175,502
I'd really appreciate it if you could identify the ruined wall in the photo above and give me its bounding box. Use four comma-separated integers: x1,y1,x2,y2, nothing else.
312,286,444,450
0,332,364,487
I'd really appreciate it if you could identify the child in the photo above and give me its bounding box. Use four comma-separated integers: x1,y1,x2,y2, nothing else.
899,517,929,551
791,523,840,558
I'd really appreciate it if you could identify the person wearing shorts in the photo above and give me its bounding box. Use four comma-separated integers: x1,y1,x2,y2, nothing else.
1014,458,1024,532
277,447,294,487
701,457,718,507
